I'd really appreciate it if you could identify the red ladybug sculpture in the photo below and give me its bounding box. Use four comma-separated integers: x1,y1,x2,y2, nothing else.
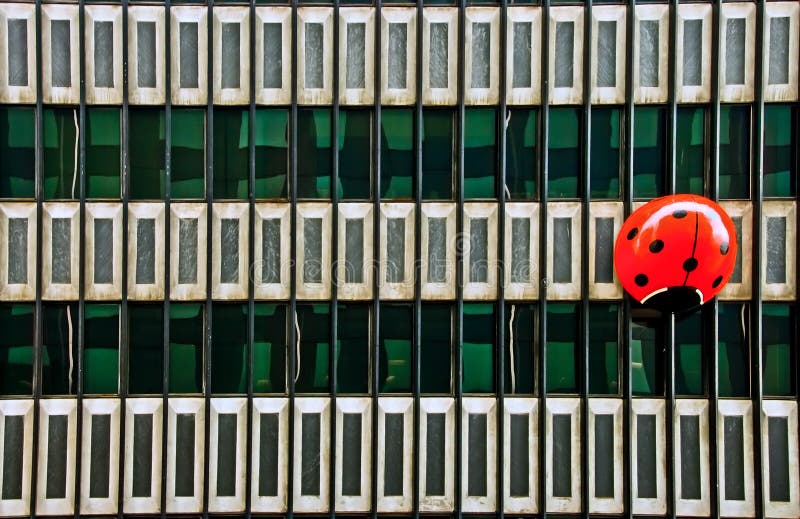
614,194,738,313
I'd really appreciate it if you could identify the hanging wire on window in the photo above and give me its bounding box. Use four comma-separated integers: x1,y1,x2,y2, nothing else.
294,309,301,383
71,108,79,199
67,305,74,392
509,304,516,394
504,110,512,200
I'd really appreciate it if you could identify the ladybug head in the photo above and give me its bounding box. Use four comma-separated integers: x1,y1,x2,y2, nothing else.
614,195,738,314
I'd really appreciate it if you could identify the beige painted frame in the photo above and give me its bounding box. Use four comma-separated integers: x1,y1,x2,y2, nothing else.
465,7,500,105
128,6,166,105
339,7,375,106
380,8,416,105
42,4,79,104
170,6,208,106
719,3,756,103
85,5,123,104
80,399,121,515
212,203,249,300
764,2,799,102
0,4,37,103
85,203,123,301
255,7,292,105
506,7,542,106
463,202,498,300
676,4,712,103
298,7,334,105
337,203,373,301
0,202,36,301
296,202,332,300
548,6,584,105
42,202,80,301
123,398,163,514
633,4,669,103
128,203,166,301
213,7,250,105
421,202,457,300
170,203,208,301
422,7,458,106
591,5,626,104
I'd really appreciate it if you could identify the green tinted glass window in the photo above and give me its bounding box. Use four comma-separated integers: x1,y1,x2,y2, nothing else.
589,303,619,395
43,107,79,199
763,304,794,397
546,303,578,393
380,108,414,199
339,110,372,200
379,303,412,393
718,303,749,397
296,303,331,393
464,108,497,199
675,310,703,396
676,107,705,195
213,108,248,200
337,304,370,394
548,108,580,199
42,304,79,395
719,105,750,199
421,304,452,394
590,107,621,199
255,109,289,199
631,320,664,396
763,105,795,198
0,106,35,198
130,108,166,200
505,303,536,395
84,304,120,394
128,304,164,395
211,304,247,394
254,304,287,394
297,108,332,199
463,303,495,393
633,106,666,199
85,108,121,199
422,110,454,200
0,304,34,395
169,303,204,394
505,109,537,200
171,109,206,199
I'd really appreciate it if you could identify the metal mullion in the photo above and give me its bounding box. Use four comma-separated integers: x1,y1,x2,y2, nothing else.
161,1,172,517
413,0,423,516
371,0,382,515
330,0,340,514
455,0,465,515
496,0,507,517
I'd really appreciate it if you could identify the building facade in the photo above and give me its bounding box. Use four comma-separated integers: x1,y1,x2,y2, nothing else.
0,0,797,516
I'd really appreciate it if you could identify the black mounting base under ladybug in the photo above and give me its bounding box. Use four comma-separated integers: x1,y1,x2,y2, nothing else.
630,286,704,317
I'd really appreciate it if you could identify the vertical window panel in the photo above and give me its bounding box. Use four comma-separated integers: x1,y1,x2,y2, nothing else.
337,203,373,300
381,8,416,105
0,107,35,198
85,203,122,301
633,106,667,199
170,7,208,105
43,5,80,104
86,6,122,104
379,304,412,393
380,108,414,199
0,203,36,301
505,109,537,199
719,4,755,102
340,8,374,105
677,4,712,103
129,6,165,104
464,109,496,199
465,8,499,105
0,4,36,103
506,7,541,105
548,108,580,199
255,7,292,105
128,305,164,395
421,110,454,200
170,204,207,301
423,8,457,105
590,107,621,199
214,7,249,105
85,109,121,199
298,8,333,104
212,203,249,300
592,6,625,104
763,105,796,198
0,304,34,395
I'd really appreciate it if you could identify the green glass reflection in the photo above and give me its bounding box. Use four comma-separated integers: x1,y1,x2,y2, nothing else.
590,107,621,199
85,108,121,199
421,304,451,394
546,303,578,393
0,106,35,198
676,107,705,195
42,304,79,395
463,304,495,393
763,304,794,397
84,304,120,394
505,109,537,199
171,109,206,199
464,108,497,199
381,109,414,199
297,108,332,199
254,304,287,394
169,303,204,394
719,105,750,199
633,106,666,199
588,303,619,395
548,108,580,199
339,110,372,199
631,320,664,396
379,303,412,393
675,310,703,396
128,304,164,395
763,105,795,198
213,108,249,200
337,303,370,394
0,304,34,395
718,303,749,397
211,304,247,394
505,303,536,395
422,110,454,200
43,107,79,199
130,108,166,200
255,109,289,199
296,304,331,393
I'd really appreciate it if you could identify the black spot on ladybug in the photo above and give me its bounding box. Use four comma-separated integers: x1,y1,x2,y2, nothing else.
720,242,729,255
627,227,638,240
683,258,698,272
649,239,664,253
635,274,648,287
712,276,723,288
673,209,688,219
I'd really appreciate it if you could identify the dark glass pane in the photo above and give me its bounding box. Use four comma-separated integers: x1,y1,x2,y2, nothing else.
512,22,532,88
379,303,412,393
505,303,536,395
85,108,120,199
255,109,289,198
421,304,451,394
130,108,166,200
345,23,366,89
296,304,331,393
211,304,247,394
169,304,204,394
763,304,794,397
546,303,578,393
505,109,537,199
297,108,332,199
639,20,659,87
590,107,621,199
7,218,27,284
0,107,35,198
597,21,617,87
339,110,372,199
421,110,453,200
470,23,490,86
341,413,363,495
464,108,496,199
7,19,28,87
552,414,572,496
554,22,574,88
380,109,414,199
220,219,240,284
725,18,745,85
42,303,79,395
3,415,24,499
304,23,324,89
93,21,114,88
84,304,120,394
213,108,248,200
429,23,449,88
682,19,703,86
763,105,795,198
46,415,68,498
719,105,750,199
337,303,369,394
467,413,487,496
637,414,657,498
0,304,34,395
43,108,79,199
174,414,196,496
89,414,111,498
633,106,666,199
253,304,287,394
463,303,495,393
588,303,618,395
676,107,705,195
675,310,703,396
768,17,790,85
718,303,749,397
631,320,664,396
263,23,282,88
128,304,164,395
387,23,407,89
93,218,113,284
51,20,71,88
548,108,580,199
179,22,199,88
136,21,156,88
171,109,206,199
221,23,241,89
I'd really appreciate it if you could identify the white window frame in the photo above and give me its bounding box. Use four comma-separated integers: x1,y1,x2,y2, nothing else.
461,397,497,513
719,3,756,103
80,398,121,515
123,398,163,514
763,2,799,102
588,201,622,300
255,7,292,105
36,398,78,516
298,7,334,105
506,7,541,106
339,7,375,106
587,398,623,514
170,203,208,301
42,4,79,104
166,398,205,514
545,398,581,513
422,7,458,106
631,399,667,515
676,4,712,103
128,202,166,301
719,201,752,300
293,397,331,513
209,397,247,513
128,6,166,105
377,397,414,513
296,202,332,300
591,5,626,105
674,399,711,517
335,397,372,511
463,202,498,300
0,3,36,103
717,400,755,517
548,6,584,105
213,7,250,105
85,5,123,104
251,398,289,513
0,399,33,517
421,202,457,300
0,202,36,301
761,200,796,301
42,202,80,301
634,4,669,104
465,7,500,106
419,397,455,512
254,203,290,300
212,202,249,300
546,202,581,300
503,202,539,301
380,8,416,105
762,400,800,518
337,203,373,301
85,203,123,301
379,203,414,300
170,6,208,106
503,398,538,514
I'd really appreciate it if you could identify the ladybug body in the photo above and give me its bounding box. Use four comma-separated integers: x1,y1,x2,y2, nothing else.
614,195,738,313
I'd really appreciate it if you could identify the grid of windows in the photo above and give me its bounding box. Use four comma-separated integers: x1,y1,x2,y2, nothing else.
0,0,798,517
